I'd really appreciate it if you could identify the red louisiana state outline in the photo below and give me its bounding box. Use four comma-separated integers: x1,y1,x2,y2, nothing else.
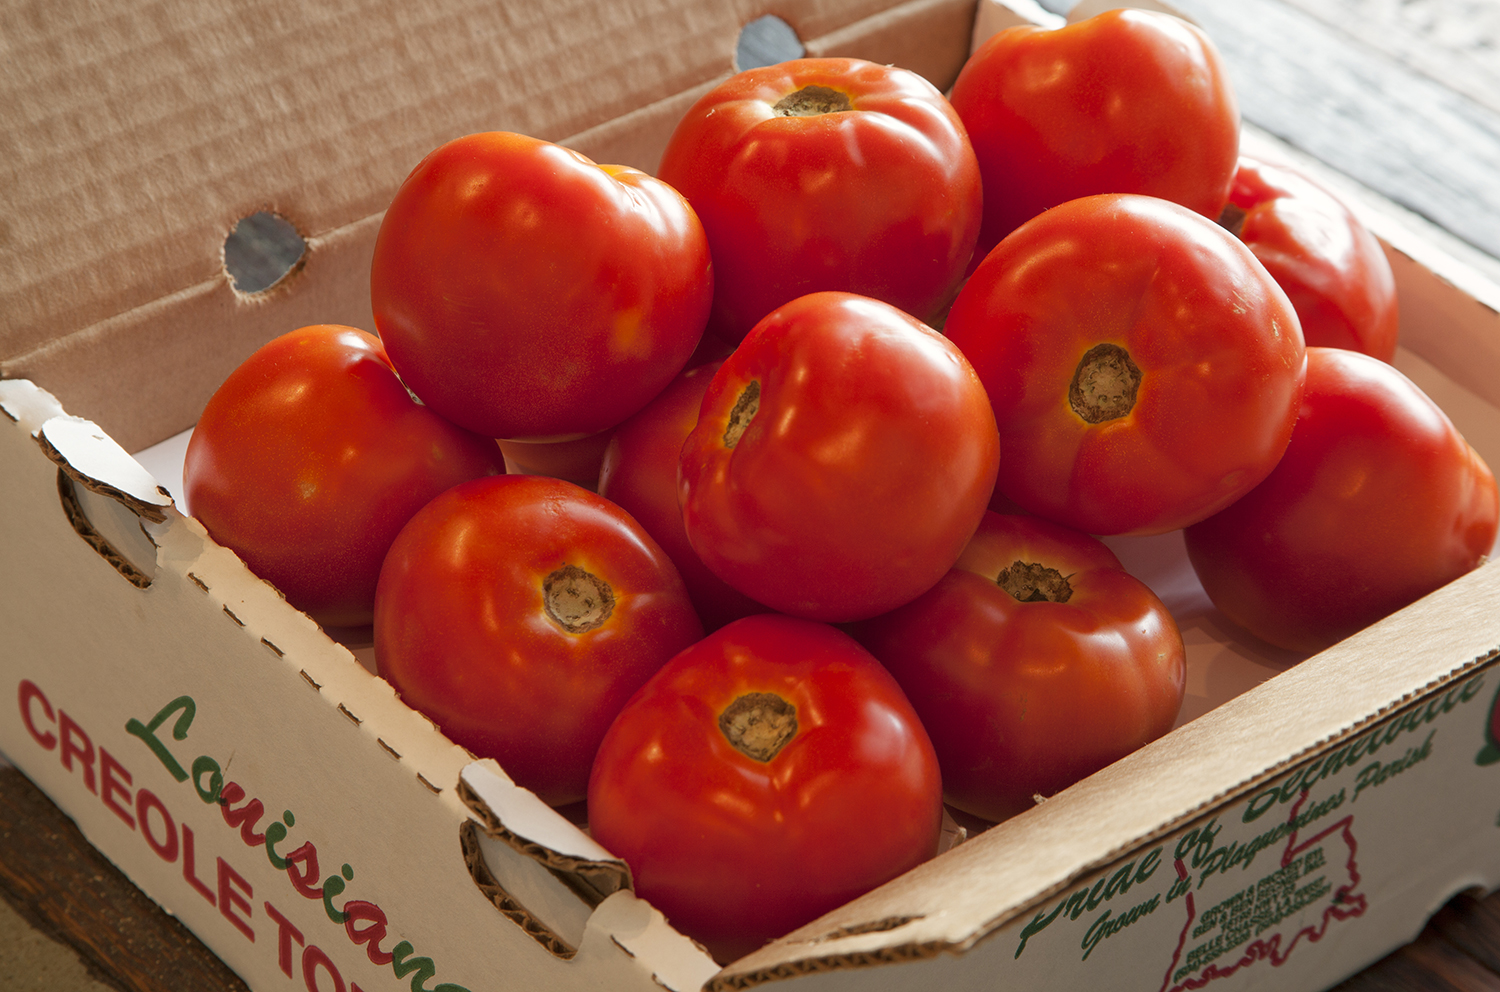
1159,791,1367,992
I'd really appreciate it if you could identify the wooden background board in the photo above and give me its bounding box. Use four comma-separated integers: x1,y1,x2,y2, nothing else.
7,1,1500,990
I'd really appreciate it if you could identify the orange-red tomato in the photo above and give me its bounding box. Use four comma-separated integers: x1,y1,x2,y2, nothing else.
854,512,1186,823
588,614,943,963
371,131,712,441
951,8,1239,262
680,292,1000,622
1185,347,1498,653
183,324,506,627
945,194,1306,536
657,58,982,343
374,474,704,807
1222,155,1399,361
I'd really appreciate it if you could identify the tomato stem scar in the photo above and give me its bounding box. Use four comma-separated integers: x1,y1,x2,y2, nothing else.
773,86,852,117
719,692,797,761
1217,202,1248,238
997,561,1073,603
723,380,760,448
542,563,615,632
1069,343,1141,424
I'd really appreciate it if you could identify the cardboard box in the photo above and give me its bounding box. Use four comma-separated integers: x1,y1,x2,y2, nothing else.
7,0,1500,989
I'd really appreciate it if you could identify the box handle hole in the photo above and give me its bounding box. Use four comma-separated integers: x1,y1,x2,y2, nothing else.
736,14,804,70
224,210,306,293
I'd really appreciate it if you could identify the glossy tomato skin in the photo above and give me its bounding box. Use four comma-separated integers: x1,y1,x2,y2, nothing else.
597,363,771,631
656,58,982,343
854,512,1185,823
951,8,1239,261
944,193,1306,536
1184,347,1498,654
680,291,1001,622
587,614,943,963
373,474,704,807
183,324,507,628
1223,155,1399,361
370,131,712,441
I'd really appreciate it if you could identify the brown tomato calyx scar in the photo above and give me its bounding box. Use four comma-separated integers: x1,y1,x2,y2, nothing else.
723,380,760,448
1070,343,1141,424
997,560,1073,604
543,563,615,633
719,692,798,762
773,85,853,117
1217,201,1248,238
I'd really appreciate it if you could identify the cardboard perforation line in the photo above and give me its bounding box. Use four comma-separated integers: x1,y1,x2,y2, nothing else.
376,737,402,761
186,571,209,593
260,636,284,657
338,703,362,726
416,772,441,794
222,604,245,627
299,669,322,690
459,819,580,959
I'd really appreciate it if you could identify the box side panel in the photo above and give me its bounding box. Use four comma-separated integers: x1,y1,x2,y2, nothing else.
709,659,1500,991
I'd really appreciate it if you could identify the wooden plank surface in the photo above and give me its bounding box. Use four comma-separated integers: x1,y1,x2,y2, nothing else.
0,766,248,992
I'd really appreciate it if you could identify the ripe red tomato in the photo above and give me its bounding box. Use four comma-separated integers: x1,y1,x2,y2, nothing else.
370,131,712,441
950,7,1239,262
655,57,982,343
944,193,1307,536
597,363,770,631
587,614,943,963
373,474,704,807
1184,347,1499,653
1221,155,1399,362
853,512,1185,824
183,324,506,628
679,291,1000,622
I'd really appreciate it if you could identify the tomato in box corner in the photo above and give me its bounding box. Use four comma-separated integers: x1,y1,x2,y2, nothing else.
1184,347,1499,654
1220,154,1399,362
944,193,1306,536
587,613,943,964
656,57,982,344
373,474,704,807
183,324,506,628
679,291,1000,623
370,130,713,441
950,7,1239,262
852,512,1186,824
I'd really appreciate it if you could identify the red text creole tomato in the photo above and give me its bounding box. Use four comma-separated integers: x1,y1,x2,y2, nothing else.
950,7,1239,262
1184,347,1498,653
655,57,982,343
944,193,1307,536
373,474,704,807
587,614,943,963
370,131,713,441
597,362,770,631
679,291,1001,622
853,512,1185,823
1220,154,1399,361
183,324,506,628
